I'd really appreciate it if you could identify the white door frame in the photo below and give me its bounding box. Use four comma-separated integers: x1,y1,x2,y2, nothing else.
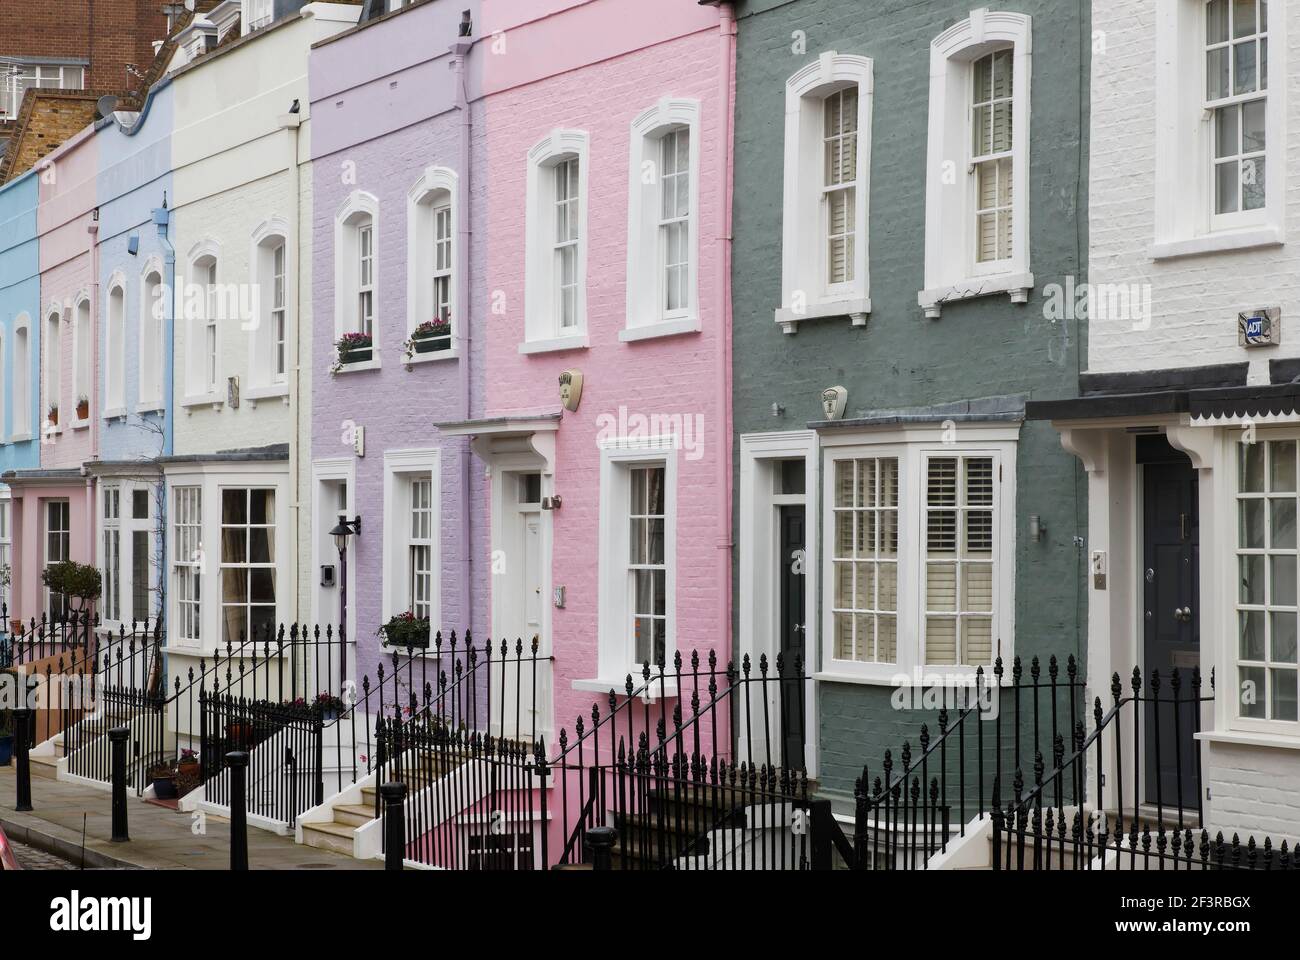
488,452,554,744
311,457,356,686
738,430,819,778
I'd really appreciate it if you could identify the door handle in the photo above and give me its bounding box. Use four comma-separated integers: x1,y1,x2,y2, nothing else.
1174,607,1193,623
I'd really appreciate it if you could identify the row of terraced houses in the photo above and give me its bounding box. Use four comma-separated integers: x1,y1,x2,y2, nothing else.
0,0,1296,869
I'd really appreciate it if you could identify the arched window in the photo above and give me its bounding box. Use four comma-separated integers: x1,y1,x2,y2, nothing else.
139,264,165,408
73,296,91,422
186,249,220,397
44,307,62,429
333,191,380,368
407,167,457,355
12,318,30,439
105,277,126,413
250,219,289,391
524,130,589,349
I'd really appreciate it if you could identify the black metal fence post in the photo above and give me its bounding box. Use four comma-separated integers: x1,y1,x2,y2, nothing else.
382,781,407,871
809,799,833,870
586,825,617,870
228,750,249,871
109,726,129,841
13,708,32,811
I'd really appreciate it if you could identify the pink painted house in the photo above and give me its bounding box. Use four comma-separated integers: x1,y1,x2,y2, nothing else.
461,0,736,745
6,126,101,623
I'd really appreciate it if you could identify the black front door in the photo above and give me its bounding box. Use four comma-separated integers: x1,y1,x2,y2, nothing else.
1141,444,1200,810
778,505,806,771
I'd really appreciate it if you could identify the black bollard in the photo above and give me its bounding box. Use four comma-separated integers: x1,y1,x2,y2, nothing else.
585,825,618,870
227,751,249,871
13,708,32,811
381,781,407,871
108,726,129,842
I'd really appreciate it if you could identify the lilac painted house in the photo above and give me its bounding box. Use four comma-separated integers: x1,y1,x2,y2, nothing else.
307,1,486,698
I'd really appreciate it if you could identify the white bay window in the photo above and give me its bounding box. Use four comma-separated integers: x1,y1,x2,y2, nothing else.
822,428,1016,680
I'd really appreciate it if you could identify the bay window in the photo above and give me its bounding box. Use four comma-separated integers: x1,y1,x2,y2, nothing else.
822,429,1016,679
1236,439,1299,724
173,486,202,645
220,488,277,645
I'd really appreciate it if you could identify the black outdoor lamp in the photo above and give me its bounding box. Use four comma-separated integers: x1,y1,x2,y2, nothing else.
329,513,361,686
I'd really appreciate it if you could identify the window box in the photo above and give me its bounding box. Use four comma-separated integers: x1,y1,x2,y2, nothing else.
333,333,374,372
379,611,431,650
408,319,452,356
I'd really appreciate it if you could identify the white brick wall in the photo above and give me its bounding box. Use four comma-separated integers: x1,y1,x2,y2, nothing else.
1089,0,1300,379
1205,742,1300,845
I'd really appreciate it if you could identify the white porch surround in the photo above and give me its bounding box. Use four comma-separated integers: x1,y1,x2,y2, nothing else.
1054,412,1300,840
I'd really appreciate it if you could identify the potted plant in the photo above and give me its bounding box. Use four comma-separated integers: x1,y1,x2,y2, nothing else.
313,692,346,722
378,611,431,650
333,331,373,371
47,403,58,428
226,719,254,747
410,316,452,355
0,706,13,767
40,561,102,616
148,761,177,800
177,748,200,778
75,395,90,421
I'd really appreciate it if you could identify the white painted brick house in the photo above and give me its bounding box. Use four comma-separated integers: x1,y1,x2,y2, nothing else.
1029,0,1300,843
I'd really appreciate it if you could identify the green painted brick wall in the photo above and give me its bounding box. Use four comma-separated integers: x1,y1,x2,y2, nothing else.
731,0,1091,798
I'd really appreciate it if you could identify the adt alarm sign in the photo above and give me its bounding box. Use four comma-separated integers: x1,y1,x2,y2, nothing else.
1239,308,1281,348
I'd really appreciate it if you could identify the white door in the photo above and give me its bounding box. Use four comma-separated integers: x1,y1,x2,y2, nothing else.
493,472,545,742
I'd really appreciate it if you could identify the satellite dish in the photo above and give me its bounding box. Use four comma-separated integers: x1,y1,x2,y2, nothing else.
95,95,119,121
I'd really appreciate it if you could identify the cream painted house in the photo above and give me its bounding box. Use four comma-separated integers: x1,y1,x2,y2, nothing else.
162,2,360,689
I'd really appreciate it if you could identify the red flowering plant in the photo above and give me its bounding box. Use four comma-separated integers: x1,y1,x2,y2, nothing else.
332,331,374,373
404,313,452,364
378,610,430,649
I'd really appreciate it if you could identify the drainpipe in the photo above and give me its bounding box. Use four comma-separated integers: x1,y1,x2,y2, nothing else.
451,31,474,637
87,212,101,558
714,4,736,742
278,109,303,632
154,202,175,458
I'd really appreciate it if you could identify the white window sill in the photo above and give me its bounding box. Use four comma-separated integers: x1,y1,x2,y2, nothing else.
619,316,700,343
518,333,589,355
918,272,1034,319
136,401,165,415
8,431,33,444
70,418,90,432
163,642,289,659
244,384,290,407
43,424,62,438
1148,226,1284,261
814,667,1007,688
1196,729,1300,751
572,676,679,700
180,393,224,412
774,297,871,334
405,349,460,366
102,407,127,422
333,357,382,374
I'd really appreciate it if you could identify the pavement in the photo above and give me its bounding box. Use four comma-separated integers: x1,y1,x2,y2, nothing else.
0,764,384,871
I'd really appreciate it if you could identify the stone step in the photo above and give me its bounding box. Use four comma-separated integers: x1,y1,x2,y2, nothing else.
333,803,377,828
301,820,356,856
29,754,61,780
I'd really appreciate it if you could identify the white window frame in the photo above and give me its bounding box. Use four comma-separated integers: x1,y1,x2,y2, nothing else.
594,437,678,686
406,166,459,358
101,484,122,625
1230,432,1300,737
523,129,589,354
243,0,275,33
919,10,1033,318
819,424,1017,683
776,53,873,333
172,485,203,648
98,481,157,629
0,63,85,120
104,273,127,417
43,305,62,432
0,494,11,612
44,498,71,620
333,191,381,371
137,259,166,412
382,449,442,631
248,218,291,399
624,98,702,340
183,242,222,404
217,486,279,647
71,294,91,425
10,315,31,442
1152,0,1285,259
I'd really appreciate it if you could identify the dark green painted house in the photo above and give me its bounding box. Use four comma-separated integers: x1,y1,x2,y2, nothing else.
729,0,1090,809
